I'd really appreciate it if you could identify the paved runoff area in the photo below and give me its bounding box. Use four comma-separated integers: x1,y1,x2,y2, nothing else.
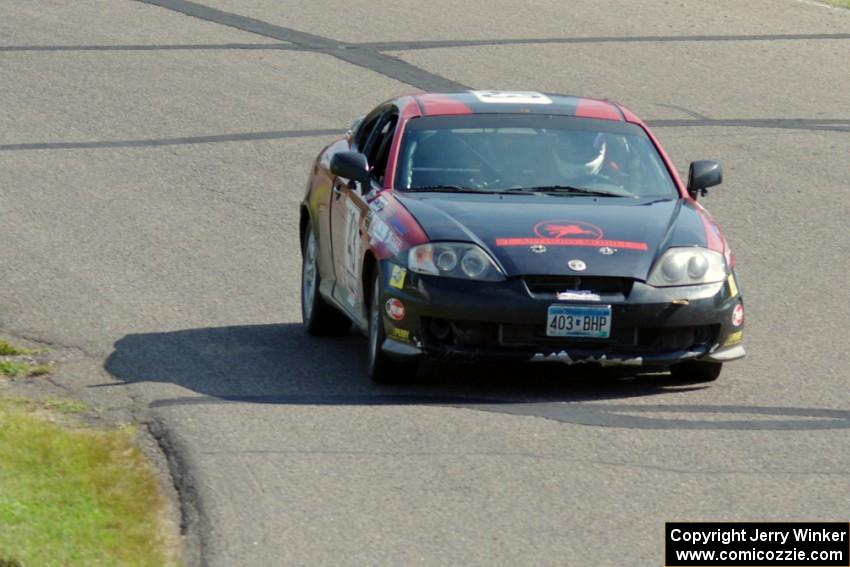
1,1,849,565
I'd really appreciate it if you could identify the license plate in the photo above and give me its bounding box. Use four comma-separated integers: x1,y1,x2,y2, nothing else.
546,305,612,338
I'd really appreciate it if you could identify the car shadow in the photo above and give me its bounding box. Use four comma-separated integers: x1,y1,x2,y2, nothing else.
103,323,850,430
103,323,693,402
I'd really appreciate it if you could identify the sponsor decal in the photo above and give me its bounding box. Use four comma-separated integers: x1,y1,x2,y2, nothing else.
386,233,404,256
723,330,743,346
369,195,387,213
496,237,648,251
365,208,420,260
534,220,603,240
497,219,648,251
389,327,410,342
342,199,362,301
367,215,390,241
731,303,744,327
389,265,406,289
727,274,739,298
385,298,405,321
472,91,553,105
567,259,587,272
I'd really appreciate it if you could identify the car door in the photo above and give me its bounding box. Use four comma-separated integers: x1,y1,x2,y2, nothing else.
330,106,399,318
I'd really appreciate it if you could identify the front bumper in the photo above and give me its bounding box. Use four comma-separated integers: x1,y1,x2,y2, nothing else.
379,262,746,367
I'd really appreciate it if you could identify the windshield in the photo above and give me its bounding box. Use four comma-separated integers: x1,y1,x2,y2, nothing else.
395,115,678,197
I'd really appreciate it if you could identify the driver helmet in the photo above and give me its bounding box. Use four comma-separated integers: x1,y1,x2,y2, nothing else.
553,131,607,178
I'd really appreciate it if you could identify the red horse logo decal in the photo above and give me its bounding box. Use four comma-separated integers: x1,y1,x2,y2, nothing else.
534,220,603,240
544,224,594,238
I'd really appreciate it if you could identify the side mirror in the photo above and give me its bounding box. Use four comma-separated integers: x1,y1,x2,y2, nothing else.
687,160,723,198
330,151,370,188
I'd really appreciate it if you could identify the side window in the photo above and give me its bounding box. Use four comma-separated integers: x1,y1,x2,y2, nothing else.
366,112,399,186
354,111,383,151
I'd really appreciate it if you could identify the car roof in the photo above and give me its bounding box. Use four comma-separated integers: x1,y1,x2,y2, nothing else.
405,91,629,122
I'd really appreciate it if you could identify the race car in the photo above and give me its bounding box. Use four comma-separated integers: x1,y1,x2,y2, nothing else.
299,91,745,383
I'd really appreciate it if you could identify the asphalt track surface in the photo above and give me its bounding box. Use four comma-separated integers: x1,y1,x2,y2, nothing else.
1,1,849,565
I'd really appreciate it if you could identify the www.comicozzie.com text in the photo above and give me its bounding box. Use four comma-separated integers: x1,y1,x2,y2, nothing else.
670,527,848,546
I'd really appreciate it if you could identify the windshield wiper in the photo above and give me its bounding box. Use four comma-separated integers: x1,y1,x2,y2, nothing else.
404,185,494,194
504,185,629,197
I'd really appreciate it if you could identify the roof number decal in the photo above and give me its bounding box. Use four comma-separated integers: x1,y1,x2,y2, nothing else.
471,91,552,105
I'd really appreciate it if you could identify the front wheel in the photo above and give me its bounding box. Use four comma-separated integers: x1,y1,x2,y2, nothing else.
367,272,415,384
301,224,350,336
669,360,722,383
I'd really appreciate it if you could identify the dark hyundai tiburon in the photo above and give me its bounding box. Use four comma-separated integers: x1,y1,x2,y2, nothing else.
299,91,745,383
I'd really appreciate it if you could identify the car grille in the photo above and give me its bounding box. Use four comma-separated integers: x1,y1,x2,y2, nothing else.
522,275,634,298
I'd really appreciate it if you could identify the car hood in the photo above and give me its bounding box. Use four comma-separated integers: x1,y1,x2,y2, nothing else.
393,193,708,280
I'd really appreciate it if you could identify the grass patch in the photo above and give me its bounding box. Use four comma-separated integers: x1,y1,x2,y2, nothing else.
823,0,850,7
0,398,178,566
0,360,52,377
0,340,43,356
41,398,89,414
0,339,52,377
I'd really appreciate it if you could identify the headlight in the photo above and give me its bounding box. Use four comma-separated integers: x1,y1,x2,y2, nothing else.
647,248,727,287
408,243,504,281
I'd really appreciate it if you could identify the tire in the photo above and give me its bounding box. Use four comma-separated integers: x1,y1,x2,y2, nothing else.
301,223,351,336
367,272,415,384
669,360,722,383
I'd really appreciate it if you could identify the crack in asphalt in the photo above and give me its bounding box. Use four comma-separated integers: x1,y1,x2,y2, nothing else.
4,31,849,53
0,43,300,52
137,0,340,49
135,0,469,91
146,417,207,567
0,2,844,155
123,388,205,566
649,118,850,132
653,103,712,121
0,128,341,152
366,31,850,51
0,117,847,154
0,327,96,358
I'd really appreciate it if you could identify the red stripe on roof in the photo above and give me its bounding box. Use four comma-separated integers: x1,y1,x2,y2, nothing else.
416,93,473,116
574,98,622,121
